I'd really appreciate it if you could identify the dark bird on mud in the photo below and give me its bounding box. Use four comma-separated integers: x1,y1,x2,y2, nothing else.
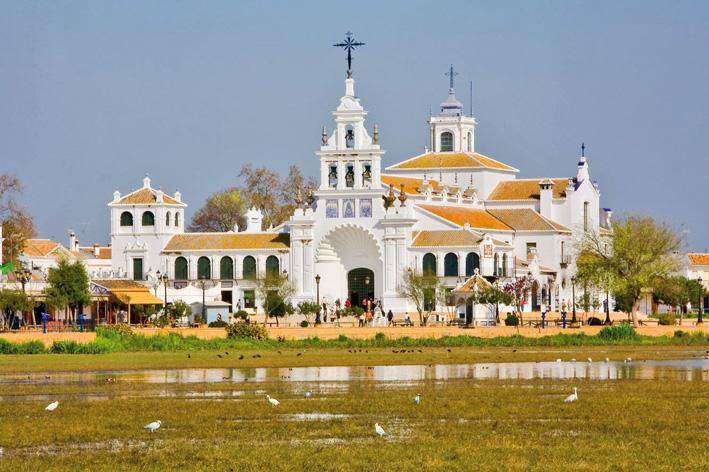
297,352,302,357
238,354,244,360
277,351,282,354
418,350,422,353
217,354,223,358
512,349,517,353
224,352,229,355
392,350,399,353
222,376,230,380
447,349,452,353
187,354,191,359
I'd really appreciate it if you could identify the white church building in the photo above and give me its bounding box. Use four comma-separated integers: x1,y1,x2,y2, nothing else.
107,67,611,324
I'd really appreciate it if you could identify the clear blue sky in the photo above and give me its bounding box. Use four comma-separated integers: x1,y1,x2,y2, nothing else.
1,1,707,250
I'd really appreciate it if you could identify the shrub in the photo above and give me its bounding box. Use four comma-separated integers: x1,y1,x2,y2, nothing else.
225,322,269,340
504,313,519,326
374,332,386,341
597,324,638,341
208,320,228,328
343,306,364,317
673,330,687,338
338,334,350,342
300,320,309,328
657,313,676,326
234,310,250,321
193,315,204,325
96,324,134,339
587,317,603,326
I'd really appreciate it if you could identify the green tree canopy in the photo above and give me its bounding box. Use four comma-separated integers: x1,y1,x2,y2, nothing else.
577,215,682,325
399,270,443,325
44,259,91,320
188,187,246,232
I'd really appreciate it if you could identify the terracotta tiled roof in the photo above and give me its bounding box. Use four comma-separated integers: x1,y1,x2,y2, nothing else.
411,230,482,248
688,253,709,265
453,274,492,293
487,208,571,233
77,246,112,260
92,279,148,290
381,175,443,195
22,239,62,257
487,178,569,201
116,188,182,205
163,233,290,251
417,204,512,231
387,152,517,172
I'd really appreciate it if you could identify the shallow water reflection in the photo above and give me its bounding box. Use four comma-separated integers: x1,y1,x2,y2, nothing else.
1,358,707,386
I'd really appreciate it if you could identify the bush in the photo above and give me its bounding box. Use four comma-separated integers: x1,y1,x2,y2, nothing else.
234,310,250,321
208,320,228,328
225,322,269,340
343,306,364,317
587,317,603,326
300,320,309,328
597,324,638,341
338,334,350,342
657,313,676,326
96,324,134,339
374,332,386,341
0,338,47,354
674,330,687,338
504,313,519,326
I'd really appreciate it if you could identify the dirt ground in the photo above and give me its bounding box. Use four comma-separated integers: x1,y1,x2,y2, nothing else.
2,323,707,346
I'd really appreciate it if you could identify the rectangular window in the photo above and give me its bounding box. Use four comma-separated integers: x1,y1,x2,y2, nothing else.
132,258,143,281
243,290,255,309
583,202,589,231
326,199,338,218
359,198,372,217
526,242,537,256
343,199,355,218
328,165,338,188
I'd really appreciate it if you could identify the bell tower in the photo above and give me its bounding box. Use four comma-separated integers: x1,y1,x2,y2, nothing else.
429,65,477,153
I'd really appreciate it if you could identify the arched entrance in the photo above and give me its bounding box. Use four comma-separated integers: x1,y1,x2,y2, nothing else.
347,268,374,308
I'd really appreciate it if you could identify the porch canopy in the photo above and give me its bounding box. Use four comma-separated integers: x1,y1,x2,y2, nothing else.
91,279,163,324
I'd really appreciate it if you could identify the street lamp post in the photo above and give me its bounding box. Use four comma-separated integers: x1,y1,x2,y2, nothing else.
604,281,612,326
156,270,169,312
571,276,577,323
315,274,321,324
198,276,208,323
698,277,704,325
14,267,32,325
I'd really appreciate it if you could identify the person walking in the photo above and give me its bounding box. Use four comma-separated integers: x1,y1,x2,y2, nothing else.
387,309,394,326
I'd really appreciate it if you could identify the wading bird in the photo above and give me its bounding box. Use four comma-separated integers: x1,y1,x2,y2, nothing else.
266,395,280,407
564,387,578,403
587,358,593,363
375,423,386,437
413,393,421,405
45,401,59,411
144,420,161,432
304,391,312,399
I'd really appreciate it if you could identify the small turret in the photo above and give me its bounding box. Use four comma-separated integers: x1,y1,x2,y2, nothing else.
244,207,264,233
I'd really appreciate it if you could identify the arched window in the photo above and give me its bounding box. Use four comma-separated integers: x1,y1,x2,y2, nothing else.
220,256,234,280
444,253,458,277
266,255,280,277
174,257,188,280
422,253,437,276
141,211,155,226
467,131,473,152
493,253,499,276
120,211,133,227
165,211,171,227
197,256,211,279
502,253,508,277
440,132,453,152
175,212,180,227
243,255,257,280
465,252,480,276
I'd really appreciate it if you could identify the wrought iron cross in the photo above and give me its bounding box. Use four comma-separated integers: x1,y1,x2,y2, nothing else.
333,31,365,74
581,142,586,157
445,64,458,90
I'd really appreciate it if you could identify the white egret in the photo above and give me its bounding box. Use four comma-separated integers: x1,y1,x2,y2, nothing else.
556,359,562,363
303,391,312,399
413,393,421,405
605,358,610,363
571,358,577,362
144,420,161,432
564,387,578,403
266,394,280,407
45,401,59,412
587,357,593,363
375,423,386,437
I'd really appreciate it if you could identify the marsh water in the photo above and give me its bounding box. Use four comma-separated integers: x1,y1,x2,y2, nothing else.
2,358,707,387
